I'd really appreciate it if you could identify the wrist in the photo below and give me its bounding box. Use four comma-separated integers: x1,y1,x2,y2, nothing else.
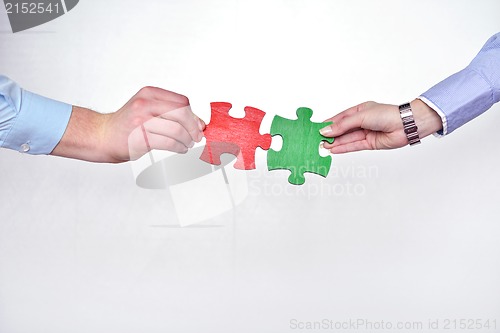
410,99,443,139
52,106,111,162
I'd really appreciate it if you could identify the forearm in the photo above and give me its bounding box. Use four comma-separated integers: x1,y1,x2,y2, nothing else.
51,87,205,163
51,106,113,162
2,79,203,161
419,33,500,135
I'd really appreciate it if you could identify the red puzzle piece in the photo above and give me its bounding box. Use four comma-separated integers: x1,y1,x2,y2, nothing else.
200,102,272,170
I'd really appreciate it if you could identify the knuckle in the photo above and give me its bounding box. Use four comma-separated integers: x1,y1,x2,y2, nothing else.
130,97,148,111
180,107,195,121
362,101,377,109
177,94,190,105
138,86,154,96
333,120,343,131
172,123,186,138
166,139,185,153
177,106,189,116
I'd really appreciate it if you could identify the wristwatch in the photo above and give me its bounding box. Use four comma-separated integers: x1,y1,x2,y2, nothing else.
399,103,421,146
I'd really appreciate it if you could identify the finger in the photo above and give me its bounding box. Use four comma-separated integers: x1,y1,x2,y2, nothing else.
143,117,194,148
328,140,373,154
143,100,188,118
146,132,189,154
136,86,190,105
159,106,203,143
320,111,366,137
141,101,203,142
322,130,367,149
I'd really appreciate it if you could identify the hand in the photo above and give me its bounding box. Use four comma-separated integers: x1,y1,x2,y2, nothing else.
104,87,205,162
320,99,443,154
52,86,206,163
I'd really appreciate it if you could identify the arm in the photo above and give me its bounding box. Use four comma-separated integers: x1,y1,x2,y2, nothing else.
320,99,442,153
0,75,72,155
0,76,204,162
321,32,500,153
420,33,500,135
51,87,205,162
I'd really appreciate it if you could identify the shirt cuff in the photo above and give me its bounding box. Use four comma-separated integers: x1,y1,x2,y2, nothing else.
3,90,72,155
420,67,494,135
417,96,447,137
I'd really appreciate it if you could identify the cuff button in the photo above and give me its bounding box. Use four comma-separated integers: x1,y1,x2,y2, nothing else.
20,143,30,153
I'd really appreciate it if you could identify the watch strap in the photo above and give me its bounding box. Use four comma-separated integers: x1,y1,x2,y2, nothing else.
399,103,421,146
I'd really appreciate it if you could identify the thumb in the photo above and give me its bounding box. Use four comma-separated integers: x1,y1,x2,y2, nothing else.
320,112,365,137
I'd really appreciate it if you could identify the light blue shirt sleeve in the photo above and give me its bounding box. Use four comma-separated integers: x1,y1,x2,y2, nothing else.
419,33,500,136
0,76,72,154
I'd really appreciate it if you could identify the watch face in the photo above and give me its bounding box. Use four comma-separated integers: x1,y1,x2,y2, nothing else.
399,103,411,111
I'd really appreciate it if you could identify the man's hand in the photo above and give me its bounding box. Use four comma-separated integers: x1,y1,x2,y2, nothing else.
51,87,205,163
320,99,443,154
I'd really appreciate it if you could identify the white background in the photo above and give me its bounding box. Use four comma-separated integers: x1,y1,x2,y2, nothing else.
1,1,500,332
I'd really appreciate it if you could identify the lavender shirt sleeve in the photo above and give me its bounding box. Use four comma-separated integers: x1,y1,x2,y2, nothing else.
419,33,500,135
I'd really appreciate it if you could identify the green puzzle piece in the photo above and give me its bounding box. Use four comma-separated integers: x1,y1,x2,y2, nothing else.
267,107,334,185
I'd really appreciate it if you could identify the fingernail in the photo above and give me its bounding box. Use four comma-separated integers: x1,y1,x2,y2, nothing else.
320,142,324,149
189,141,195,148
320,125,333,136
